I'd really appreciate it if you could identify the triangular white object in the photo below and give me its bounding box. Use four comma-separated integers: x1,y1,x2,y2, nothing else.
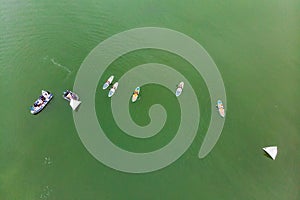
70,99,81,110
262,146,278,160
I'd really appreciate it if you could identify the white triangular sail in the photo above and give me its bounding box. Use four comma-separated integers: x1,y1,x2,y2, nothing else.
262,146,278,160
70,99,81,110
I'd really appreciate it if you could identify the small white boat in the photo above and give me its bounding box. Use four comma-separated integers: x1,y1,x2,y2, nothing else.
102,75,114,90
262,146,278,160
63,90,81,110
217,100,225,117
30,90,53,114
132,87,140,102
63,90,79,101
108,82,119,97
175,82,184,97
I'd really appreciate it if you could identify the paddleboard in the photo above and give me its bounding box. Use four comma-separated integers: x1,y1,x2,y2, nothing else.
132,87,140,102
217,100,225,117
108,82,119,97
102,75,114,90
175,82,184,97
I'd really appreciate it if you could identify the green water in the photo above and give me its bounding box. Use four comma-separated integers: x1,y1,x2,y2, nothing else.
1,0,300,199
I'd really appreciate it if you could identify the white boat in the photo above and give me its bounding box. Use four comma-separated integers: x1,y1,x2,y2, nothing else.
175,82,184,97
63,90,79,101
217,100,225,117
30,90,53,114
132,87,140,102
108,82,119,97
62,90,81,110
262,146,278,160
102,75,114,90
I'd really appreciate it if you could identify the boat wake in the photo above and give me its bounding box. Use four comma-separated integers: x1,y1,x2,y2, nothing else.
50,58,71,74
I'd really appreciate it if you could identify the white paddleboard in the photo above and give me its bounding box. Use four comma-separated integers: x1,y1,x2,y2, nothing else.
217,100,225,117
108,82,119,97
102,75,114,90
263,146,278,160
175,82,184,97
132,87,140,102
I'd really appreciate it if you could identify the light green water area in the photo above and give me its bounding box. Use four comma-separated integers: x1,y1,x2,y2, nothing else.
0,0,299,199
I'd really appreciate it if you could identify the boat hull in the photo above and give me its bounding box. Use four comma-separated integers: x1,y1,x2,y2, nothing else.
30,91,53,115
